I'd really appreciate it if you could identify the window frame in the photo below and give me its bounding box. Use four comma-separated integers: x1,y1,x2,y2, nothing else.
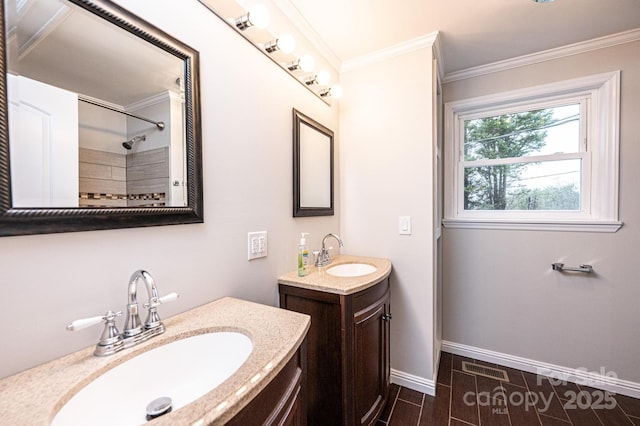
443,71,622,232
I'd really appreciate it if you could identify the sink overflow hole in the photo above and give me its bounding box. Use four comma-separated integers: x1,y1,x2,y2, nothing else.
146,396,173,420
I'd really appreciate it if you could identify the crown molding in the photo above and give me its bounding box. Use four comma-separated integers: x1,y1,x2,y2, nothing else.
443,28,640,84
341,31,441,74
125,90,175,111
432,32,445,79
269,0,342,72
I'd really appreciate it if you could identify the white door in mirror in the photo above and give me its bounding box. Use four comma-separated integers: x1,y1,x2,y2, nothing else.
8,74,79,207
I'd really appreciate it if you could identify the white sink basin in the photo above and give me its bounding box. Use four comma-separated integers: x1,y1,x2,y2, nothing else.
326,263,377,277
52,332,252,426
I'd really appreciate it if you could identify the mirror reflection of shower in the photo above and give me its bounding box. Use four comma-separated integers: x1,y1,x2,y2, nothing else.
122,134,146,150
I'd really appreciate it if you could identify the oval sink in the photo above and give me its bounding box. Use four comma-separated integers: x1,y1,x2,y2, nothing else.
52,332,252,426
326,263,377,277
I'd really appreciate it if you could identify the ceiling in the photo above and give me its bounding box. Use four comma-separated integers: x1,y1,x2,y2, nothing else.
285,0,640,75
8,0,183,106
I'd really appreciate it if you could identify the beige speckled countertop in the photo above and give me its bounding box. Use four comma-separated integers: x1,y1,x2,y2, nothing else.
0,297,310,426
278,254,392,295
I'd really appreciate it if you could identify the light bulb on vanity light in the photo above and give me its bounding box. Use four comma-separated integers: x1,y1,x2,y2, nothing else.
287,54,315,73
234,4,270,30
265,33,295,54
320,84,343,99
305,70,330,86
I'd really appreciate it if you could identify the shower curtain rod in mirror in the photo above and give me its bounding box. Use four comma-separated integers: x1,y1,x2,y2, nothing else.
79,96,165,130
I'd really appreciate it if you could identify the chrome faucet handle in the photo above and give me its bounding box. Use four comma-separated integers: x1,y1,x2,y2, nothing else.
67,311,124,357
97,310,123,345
96,310,123,357
144,292,179,331
66,310,122,331
143,292,180,309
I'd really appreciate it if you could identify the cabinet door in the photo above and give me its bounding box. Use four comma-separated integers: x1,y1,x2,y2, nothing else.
227,340,307,426
353,291,390,425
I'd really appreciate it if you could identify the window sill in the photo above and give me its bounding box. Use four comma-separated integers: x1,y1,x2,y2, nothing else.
442,218,623,233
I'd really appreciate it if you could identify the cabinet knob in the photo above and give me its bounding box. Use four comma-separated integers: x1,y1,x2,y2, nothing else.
382,313,393,322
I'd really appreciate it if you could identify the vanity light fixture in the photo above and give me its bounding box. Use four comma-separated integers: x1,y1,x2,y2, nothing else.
287,54,315,73
532,0,555,2
305,70,330,86
234,4,270,30
265,33,295,54
320,84,343,99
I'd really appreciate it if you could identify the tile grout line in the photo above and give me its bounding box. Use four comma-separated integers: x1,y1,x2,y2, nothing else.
522,370,545,426
397,397,423,408
386,385,400,424
449,360,454,426
548,374,573,424
473,369,480,426
416,393,425,426
575,382,606,426
450,416,477,425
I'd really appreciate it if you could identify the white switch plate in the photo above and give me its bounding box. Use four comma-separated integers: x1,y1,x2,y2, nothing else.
399,216,412,235
248,231,268,260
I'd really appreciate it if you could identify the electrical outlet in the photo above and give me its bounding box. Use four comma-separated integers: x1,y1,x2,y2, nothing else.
248,231,268,260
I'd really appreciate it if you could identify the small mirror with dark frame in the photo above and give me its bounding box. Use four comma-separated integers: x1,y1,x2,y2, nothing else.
0,0,203,236
293,109,334,217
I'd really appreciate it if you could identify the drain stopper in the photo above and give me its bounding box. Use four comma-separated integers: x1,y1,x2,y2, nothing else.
146,396,172,420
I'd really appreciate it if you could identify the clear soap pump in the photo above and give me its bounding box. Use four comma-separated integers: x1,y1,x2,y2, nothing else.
298,232,310,277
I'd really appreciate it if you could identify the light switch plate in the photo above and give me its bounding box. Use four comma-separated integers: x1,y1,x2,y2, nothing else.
248,231,268,260
399,216,412,235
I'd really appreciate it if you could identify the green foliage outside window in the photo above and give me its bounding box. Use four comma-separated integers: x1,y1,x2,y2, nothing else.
463,109,580,211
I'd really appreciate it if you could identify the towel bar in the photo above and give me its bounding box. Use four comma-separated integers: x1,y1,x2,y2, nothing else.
552,263,593,273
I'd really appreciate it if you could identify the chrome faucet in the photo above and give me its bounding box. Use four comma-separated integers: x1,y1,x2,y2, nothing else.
124,269,163,338
66,270,178,356
315,233,344,267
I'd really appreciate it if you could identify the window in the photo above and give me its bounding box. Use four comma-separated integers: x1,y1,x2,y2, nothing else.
444,72,621,232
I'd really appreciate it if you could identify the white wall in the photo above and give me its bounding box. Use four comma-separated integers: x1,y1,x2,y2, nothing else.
340,46,437,390
78,102,127,154
0,0,339,379
442,41,640,384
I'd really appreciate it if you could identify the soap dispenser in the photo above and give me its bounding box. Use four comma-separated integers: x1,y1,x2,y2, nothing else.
298,232,310,277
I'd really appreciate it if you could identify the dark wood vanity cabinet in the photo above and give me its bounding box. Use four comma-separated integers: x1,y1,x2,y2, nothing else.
228,339,307,426
279,278,391,426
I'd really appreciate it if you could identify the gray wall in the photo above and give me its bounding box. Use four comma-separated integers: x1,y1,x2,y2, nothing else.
442,41,640,383
0,0,339,378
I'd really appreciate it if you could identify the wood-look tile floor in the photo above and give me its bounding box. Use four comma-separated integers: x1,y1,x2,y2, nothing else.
378,352,640,426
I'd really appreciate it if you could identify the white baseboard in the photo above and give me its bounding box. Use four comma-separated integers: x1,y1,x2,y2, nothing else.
442,340,640,399
391,368,436,396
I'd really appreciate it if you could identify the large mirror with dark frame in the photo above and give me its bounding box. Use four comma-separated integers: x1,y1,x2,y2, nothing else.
293,108,333,217
0,0,203,236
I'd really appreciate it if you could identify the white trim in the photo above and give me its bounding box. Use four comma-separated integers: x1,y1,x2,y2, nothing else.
443,28,640,83
78,94,124,112
444,71,621,230
270,0,342,71
442,218,623,233
391,368,436,396
432,34,445,79
442,341,640,399
125,91,174,111
341,32,440,74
